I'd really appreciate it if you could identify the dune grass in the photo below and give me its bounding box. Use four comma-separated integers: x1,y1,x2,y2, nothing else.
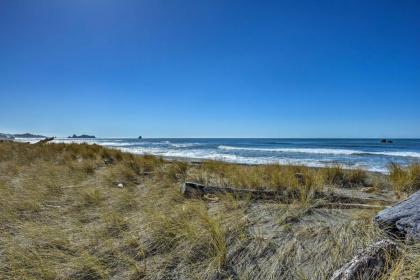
0,141,418,279
388,162,420,196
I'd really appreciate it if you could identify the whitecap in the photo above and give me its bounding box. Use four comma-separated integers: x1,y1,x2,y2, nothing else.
218,145,361,155
218,145,420,158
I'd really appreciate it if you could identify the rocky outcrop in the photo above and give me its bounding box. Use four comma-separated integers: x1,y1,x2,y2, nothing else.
68,134,96,139
375,190,420,241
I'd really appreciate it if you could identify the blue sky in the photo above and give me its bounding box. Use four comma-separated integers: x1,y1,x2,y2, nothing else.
1,0,419,138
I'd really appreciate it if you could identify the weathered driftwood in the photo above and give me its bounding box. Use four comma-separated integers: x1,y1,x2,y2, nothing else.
35,137,55,144
330,239,399,280
181,182,290,201
375,190,420,241
181,182,389,205
317,203,386,210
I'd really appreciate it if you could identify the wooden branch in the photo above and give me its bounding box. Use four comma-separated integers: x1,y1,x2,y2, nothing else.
317,203,387,210
181,182,389,205
330,239,399,280
314,191,389,205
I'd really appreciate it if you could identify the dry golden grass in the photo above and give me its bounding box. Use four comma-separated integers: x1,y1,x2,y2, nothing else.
0,142,418,279
388,162,420,195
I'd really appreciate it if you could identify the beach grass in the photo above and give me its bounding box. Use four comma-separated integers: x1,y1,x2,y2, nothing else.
0,141,418,279
388,162,420,196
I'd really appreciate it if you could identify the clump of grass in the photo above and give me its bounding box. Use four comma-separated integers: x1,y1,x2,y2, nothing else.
103,154,164,187
69,253,109,280
322,165,368,188
166,161,189,181
81,159,98,175
103,162,140,188
141,197,242,278
192,162,324,203
82,189,104,207
277,201,317,225
4,244,58,280
382,242,420,280
389,162,420,195
117,191,139,211
103,212,129,237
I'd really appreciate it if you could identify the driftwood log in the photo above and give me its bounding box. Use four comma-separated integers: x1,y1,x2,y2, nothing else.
330,239,399,280
181,182,389,205
317,203,386,210
181,181,293,201
375,190,420,241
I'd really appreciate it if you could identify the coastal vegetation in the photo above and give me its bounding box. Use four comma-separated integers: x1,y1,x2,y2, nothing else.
388,162,420,196
0,141,419,279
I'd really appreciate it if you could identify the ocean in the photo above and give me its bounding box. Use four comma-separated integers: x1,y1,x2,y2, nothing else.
17,138,420,173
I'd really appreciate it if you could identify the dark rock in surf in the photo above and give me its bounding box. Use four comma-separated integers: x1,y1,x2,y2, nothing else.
375,190,420,241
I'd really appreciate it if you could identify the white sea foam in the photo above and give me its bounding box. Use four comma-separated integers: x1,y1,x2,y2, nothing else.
218,145,361,155
369,151,420,158
14,138,43,144
169,143,200,148
218,145,420,158
98,142,133,146
116,146,387,172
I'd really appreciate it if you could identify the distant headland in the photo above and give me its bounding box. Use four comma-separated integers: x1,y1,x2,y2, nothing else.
0,132,48,140
68,134,96,139
14,132,48,138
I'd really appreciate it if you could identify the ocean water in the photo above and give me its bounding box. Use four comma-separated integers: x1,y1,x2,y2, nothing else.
17,138,420,173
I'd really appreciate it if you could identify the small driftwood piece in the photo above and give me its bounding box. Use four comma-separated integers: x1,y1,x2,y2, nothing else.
35,137,55,144
181,182,389,205
330,239,399,280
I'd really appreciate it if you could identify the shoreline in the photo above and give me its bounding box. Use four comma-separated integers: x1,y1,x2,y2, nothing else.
131,154,390,176
9,138,399,174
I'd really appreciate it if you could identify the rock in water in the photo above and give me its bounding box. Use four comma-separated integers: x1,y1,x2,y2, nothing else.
375,190,420,241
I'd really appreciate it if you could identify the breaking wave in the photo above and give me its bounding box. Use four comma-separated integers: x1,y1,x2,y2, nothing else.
218,146,420,158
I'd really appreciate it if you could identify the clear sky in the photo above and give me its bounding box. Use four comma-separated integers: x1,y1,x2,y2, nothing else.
1,0,419,138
